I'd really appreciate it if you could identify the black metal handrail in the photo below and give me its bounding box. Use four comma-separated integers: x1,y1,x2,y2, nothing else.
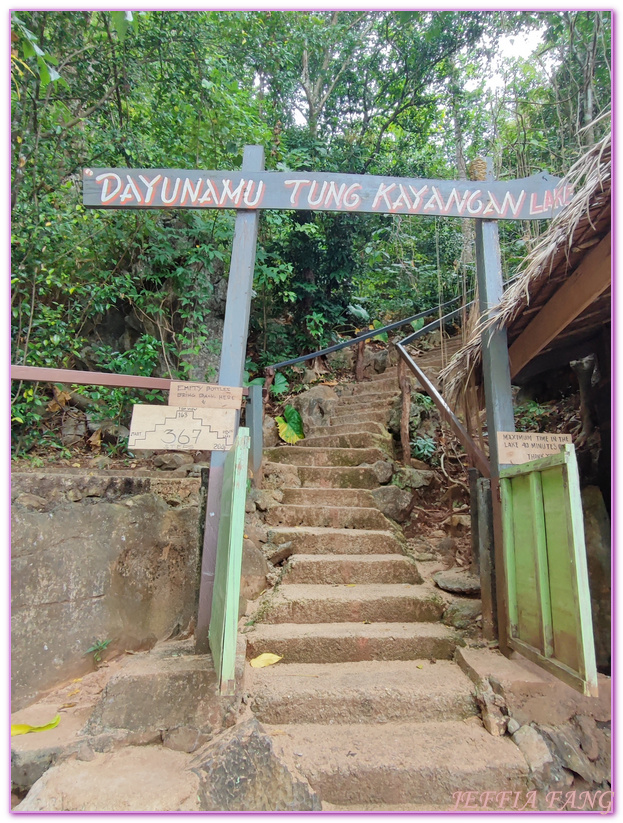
266,292,469,371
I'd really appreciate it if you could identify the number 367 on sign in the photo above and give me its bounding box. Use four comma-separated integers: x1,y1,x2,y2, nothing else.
128,405,236,451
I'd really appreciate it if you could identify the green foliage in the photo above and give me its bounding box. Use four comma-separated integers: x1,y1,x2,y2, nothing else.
10,10,610,455
410,435,437,461
271,372,289,396
275,405,304,443
514,400,550,431
85,638,111,664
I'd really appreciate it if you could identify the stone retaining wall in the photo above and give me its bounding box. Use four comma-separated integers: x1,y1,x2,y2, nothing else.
11,471,205,710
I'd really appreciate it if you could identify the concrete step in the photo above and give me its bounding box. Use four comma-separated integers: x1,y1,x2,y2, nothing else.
335,392,397,408
249,660,477,725
262,464,384,490
283,554,422,585
265,446,387,467
280,488,376,508
246,621,460,663
265,721,530,806
264,505,392,530
330,410,391,426
341,377,399,394
305,421,388,437
297,432,393,452
261,583,444,624
267,527,405,555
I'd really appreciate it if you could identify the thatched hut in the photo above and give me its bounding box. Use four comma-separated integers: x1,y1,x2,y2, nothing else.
442,130,611,502
440,131,611,674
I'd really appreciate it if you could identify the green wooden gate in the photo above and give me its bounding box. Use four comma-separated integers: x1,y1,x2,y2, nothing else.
500,443,598,696
209,428,250,695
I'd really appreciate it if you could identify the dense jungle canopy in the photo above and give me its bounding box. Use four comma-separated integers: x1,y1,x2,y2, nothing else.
10,10,611,456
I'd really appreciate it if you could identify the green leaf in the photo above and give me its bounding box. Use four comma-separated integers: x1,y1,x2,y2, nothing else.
111,11,133,42
275,404,304,444
270,372,289,396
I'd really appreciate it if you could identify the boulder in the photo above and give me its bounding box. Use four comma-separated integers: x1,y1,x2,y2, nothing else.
291,385,339,432
433,569,480,595
154,453,195,470
262,416,279,448
191,717,321,811
512,726,553,777
241,539,269,601
443,598,482,629
369,460,394,484
326,347,354,372
394,466,434,490
61,411,87,447
371,485,412,523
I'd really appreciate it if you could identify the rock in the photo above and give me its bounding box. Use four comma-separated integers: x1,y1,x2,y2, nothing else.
291,385,339,432
415,552,435,561
512,726,553,777
538,725,598,783
154,453,195,470
476,686,507,736
262,416,279,448
75,743,96,762
369,460,394,484
191,718,321,811
507,718,521,735
443,598,482,629
394,467,434,490
267,542,293,566
163,726,205,754
370,485,412,523
574,715,600,761
61,412,87,447
433,569,480,595
581,486,611,672
90,455,113,470
326,348,354,372
262,463,301,490
241,540,269,601
244,514,269,545
302,368,317,383
16,747,201,811
14,493,48,511
249,489,281,513
447,514,471,535
435,536,456,558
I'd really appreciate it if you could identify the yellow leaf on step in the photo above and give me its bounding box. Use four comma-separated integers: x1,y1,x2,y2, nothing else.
11,714,60,736
250,653,283,668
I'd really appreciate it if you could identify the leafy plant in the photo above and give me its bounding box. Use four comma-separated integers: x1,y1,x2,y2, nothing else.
515,400,549,431
271,372,289,396
370,319,389,343
275,405,304,444
410,434,436,461
85,638,111,664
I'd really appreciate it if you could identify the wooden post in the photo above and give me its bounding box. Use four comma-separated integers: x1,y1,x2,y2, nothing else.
196,145,265,654
398,358,411,467
355,339,365,381
474,158,515,654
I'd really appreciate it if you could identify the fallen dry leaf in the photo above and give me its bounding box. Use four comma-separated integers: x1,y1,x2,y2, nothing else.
250,652,283,668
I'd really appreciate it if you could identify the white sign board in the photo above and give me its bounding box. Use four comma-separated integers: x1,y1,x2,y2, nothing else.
497,431,573,465
128,405,236,451
168,381,243,409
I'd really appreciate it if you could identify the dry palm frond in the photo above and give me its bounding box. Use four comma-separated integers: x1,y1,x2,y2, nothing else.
440,126,611,410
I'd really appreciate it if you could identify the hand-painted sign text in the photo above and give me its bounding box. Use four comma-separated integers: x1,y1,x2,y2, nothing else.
83,168,572,221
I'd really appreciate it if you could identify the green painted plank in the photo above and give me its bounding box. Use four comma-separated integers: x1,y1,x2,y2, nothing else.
209,428,250,694
510,474,541,650
500,478,518,638
562,445,598,695
529,471,554,658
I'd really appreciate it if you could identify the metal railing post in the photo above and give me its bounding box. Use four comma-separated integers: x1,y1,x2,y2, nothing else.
246,383,263,485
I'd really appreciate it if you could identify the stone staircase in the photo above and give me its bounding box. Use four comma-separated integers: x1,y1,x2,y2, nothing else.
246,365,530,809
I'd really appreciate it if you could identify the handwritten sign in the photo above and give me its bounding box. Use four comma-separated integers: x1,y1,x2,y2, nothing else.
128,405,236,451
168,381,243,409
497,431,573,465
83,168,572,222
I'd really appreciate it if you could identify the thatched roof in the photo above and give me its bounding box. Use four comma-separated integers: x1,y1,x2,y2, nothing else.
441,129,611,407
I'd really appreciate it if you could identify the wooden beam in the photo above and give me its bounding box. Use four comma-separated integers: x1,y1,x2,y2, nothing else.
509,232,611,378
